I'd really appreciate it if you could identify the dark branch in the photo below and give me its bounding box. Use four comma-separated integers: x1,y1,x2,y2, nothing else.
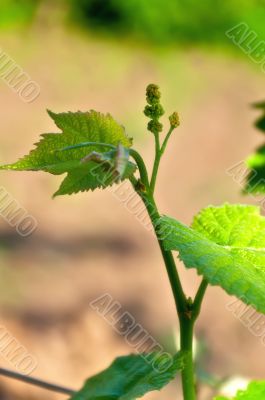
0,367,76,396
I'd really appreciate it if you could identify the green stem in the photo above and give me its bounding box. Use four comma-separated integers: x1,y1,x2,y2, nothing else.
144,194,196,399
150,132,161,195
160,126,174,156
142,192,187,313
179,280,208,399
129,149,150,190
130,183,196,399
150,126,175,195
192,279,208,321
179,318,196,400
130,148,208,399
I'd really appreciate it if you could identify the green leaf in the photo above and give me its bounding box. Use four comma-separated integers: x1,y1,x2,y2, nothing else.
54,160,136,197
0,110,135,196
245,144,265,194
159,203,265,314
214,380,265,399
247,144,265,170
252,100,265,110
70,352,185,400
244,105,265,193
255,115,265,132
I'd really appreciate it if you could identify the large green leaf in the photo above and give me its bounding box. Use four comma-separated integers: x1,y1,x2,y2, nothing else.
0,110,135,196
159,204,265,314
70,352,185,400
214,380,265,399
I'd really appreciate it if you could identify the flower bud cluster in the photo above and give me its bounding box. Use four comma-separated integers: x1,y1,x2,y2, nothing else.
144,84,164,134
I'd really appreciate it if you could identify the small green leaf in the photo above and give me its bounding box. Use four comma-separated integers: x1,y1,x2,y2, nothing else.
247,145,265,170
244,104,265,193
70,352,185,400
159,204,265,314
253,99,265,132
252,100,265,110
54,160,136,197
255,115,265,132
214,380,265,399
0,110,135,196
245,144,265,194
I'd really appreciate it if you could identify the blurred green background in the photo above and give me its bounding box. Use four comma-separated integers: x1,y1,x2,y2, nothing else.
1,0,265,46
0,1,265,400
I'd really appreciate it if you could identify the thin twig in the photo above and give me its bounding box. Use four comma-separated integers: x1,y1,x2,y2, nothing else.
0,367,76,396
